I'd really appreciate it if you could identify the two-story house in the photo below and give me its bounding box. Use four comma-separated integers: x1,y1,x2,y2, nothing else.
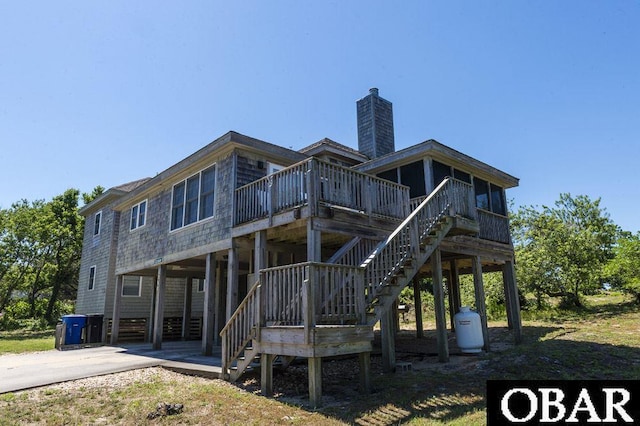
76,88,521,406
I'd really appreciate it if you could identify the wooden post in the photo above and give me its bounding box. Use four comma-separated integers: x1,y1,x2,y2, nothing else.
423,158,434,194
446,269,455,331
182,277,193,340
380,306,396,372
152,265,166,350
431,249,449,362
307,221,321,262
255,230,267,281
261,353,275,397
359,351,371,393
472,256,490,352
449,260,462,330
302,266,316,344
110,275,123,345
503,260,522,344
412,276,424,338
226,245,239,320
307,159,318,217
502,267,514,330
202,253,216,355
214,258,224,343
308,357,322,408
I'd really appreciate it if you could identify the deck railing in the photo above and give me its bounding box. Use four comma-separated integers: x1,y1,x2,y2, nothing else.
234,158,410,225
478,209,511,244
221,261,366,366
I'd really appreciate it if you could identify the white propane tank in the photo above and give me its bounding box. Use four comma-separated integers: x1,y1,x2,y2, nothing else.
454,306,484,353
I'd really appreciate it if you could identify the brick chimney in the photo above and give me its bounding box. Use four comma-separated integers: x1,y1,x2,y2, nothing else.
356,88,395,159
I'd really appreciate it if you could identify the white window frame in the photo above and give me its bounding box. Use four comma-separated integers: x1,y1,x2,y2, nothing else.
195,278,205,293
122,276,142,297
88,265,96,291
93,211,102,236
130,199,148,231
170,164,217,231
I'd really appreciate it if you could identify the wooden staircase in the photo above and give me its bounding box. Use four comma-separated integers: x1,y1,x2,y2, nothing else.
220,177,476,382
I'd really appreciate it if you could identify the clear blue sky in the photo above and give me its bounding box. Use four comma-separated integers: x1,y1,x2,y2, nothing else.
1,1,638,232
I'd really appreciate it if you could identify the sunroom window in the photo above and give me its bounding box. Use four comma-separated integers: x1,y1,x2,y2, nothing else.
474,178,490,210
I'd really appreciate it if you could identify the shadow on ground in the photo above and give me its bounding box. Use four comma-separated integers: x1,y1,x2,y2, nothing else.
235,301,640,425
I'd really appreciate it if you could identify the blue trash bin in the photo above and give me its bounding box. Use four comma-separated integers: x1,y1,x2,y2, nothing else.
62,314,86,345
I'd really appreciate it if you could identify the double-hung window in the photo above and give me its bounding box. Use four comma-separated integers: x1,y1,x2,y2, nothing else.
130,200,147,230
171,165,216,230
93,211,102,236
88,265,96,290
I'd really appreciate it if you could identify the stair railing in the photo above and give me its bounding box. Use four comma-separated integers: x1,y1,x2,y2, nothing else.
360,177,472,307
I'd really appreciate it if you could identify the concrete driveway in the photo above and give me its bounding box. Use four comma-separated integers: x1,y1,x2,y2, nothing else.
0,341,223,394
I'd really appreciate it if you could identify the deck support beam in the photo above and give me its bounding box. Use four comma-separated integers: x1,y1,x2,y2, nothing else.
308,357,322,408
448,260,462,330
503,260,522,344
472,256,491,351
226,245,239,321
261,353,275,397
202,253,217,355
254,230,267,281
380,306,396,372
412,276,424,338
307,222,321,262
359,351,371,393
182,277,193,340
152,264,167,350
432,249,449,362
110,275,123,345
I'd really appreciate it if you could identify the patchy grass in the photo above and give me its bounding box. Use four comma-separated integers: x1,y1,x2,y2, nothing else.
1,294,638,425
0,329,55,354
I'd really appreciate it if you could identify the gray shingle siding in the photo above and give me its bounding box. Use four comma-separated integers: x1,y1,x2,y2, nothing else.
236,154,268,187
115,154,234,274
76,208,120,315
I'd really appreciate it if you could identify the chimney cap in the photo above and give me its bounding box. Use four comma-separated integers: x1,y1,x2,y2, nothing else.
369,87,379,96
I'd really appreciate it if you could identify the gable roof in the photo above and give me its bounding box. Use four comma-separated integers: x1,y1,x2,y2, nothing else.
299,138,368,163
78,177,151,216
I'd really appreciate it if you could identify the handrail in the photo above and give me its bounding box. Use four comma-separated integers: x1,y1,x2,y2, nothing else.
360,178,472,307
220,280,261,373
361,177,460,267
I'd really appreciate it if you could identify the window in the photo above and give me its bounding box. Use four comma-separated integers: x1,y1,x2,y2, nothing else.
130,200,147,230
171,182,185,230
88,266,96,290
490,184,506,216
432,160,452,186
93,211,102,236
377,168,398,183
453,169,471,184
195,278,205,293
474,178,490,210
400,161,426,198
170,165,216,230
122,276,142,297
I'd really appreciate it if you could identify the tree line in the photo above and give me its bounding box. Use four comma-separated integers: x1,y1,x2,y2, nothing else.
0,187,103,330
512,193,640,308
